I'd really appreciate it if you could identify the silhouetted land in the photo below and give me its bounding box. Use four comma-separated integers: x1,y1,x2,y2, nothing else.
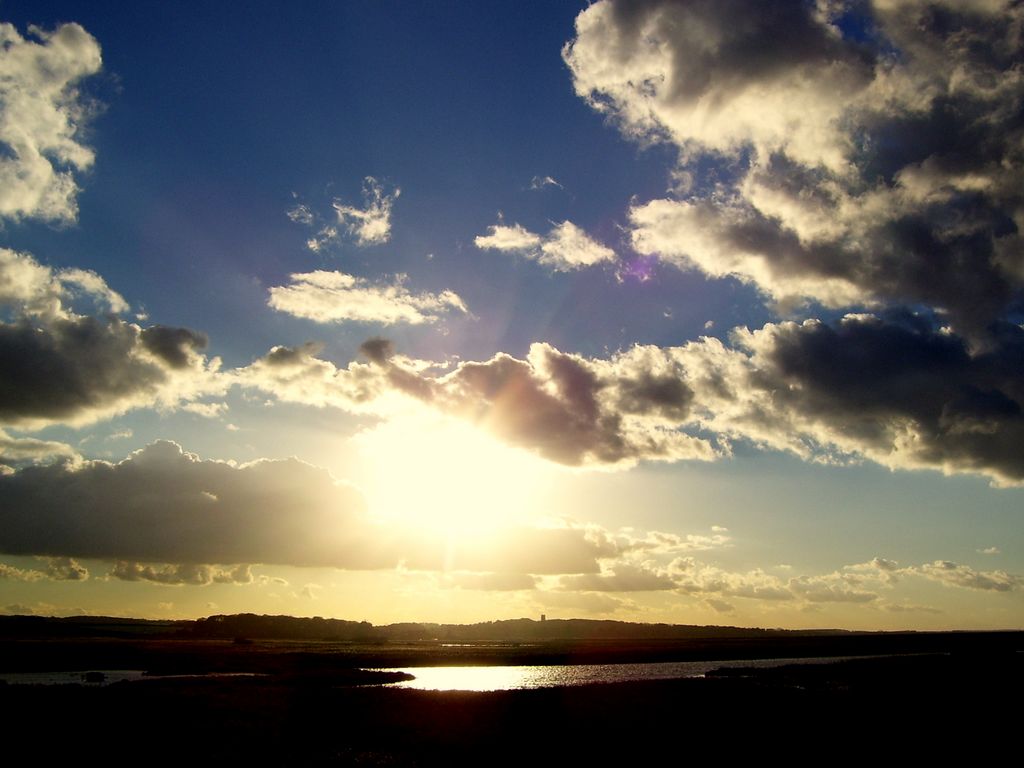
2,615,1021,764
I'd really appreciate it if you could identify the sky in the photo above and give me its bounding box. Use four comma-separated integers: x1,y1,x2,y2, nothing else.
1,0,1022,630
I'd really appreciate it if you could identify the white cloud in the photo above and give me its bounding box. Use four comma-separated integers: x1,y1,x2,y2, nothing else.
567,0,1024,336
268,270,468,326
474,223,542,252
332,176,399,246
915,560,1020,592
111,561,253,586
0,22,102,223
530,175,563,190
475,220,616,271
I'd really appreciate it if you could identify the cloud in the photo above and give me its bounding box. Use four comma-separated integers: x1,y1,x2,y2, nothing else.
567,0,1024,336
243,310,1024,483
618,529,731,554
0,440,376,567
847,555,1021,592
241,339,717,467
268,270,468,325
0,429,78,470
536,590,634,615
0,556,87,582
474,223,542,252
0,22,102,223
530,175,563,190
915,560,1021,592
111,562,253,586
331,176,399,246
557,562,676,592
978,546,1001,555
0,441,617,578
670,557,794,602
386,341,715,467
0,250,224,430
476,220,616,271
286,203,314,225
43,556,89,581
678,314,1024,485
704,598,734,613
1,248,127,318
401,525,617,576
787,575,878,604
442,572,538,591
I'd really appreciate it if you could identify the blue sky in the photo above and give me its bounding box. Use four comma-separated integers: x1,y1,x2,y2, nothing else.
1,1,1022,628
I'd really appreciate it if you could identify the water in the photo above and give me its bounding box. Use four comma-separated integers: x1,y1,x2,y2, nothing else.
0,670,147,687
0,670,262,687
374,655,851,692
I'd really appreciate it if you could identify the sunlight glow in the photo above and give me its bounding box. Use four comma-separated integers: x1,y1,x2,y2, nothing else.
355,412,559,535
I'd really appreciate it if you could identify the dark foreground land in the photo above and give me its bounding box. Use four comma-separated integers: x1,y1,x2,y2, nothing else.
1,617,1021,765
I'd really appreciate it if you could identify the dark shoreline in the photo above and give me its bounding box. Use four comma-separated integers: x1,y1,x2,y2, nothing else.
3,652,1020,765
2,628,1021,764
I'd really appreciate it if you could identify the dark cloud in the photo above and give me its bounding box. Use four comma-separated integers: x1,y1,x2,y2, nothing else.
0,441,617,577
0,316,164,426
140,326,209,369
702,314,1024,484
359,337,395,364
0,250,221,428
0,441,379,567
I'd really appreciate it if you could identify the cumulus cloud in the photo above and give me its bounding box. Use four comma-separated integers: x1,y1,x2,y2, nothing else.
268,270,468,325
241,339,717,467
915,560,1021,592
391,341,714,467
842,555,1021,593
244,310,1024,483
678,314,1024,485
241,306,1024,483
0,22,102,223
476,220,616,271
567,0,1024,336
0,556,87,582
111,562,253,586
670,558,794,602
0,250,224,430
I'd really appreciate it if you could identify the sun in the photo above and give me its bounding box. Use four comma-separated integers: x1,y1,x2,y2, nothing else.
354,411,559,536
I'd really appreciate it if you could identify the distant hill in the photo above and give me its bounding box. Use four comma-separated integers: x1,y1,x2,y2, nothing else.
0,612,853,642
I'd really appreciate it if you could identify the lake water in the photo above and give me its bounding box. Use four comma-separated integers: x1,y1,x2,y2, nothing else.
375,655,851,692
